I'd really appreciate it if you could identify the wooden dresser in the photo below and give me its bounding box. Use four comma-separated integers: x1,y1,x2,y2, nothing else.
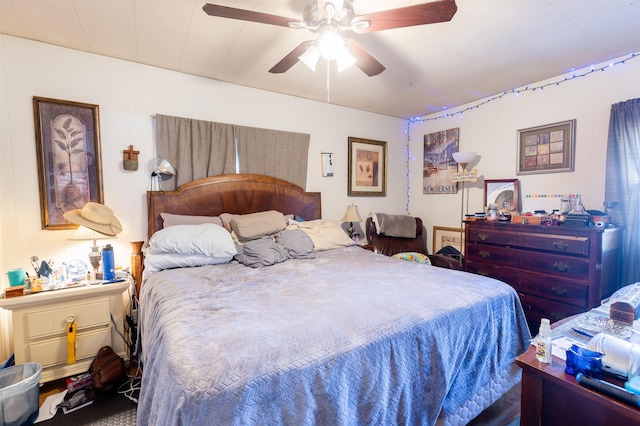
464,221,622,330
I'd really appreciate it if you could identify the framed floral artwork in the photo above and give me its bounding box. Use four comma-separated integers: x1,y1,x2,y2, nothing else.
33,97,104,230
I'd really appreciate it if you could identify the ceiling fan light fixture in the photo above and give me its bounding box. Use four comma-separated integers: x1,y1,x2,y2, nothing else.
299,44,321,71
335,46,356,72
318,30,344,60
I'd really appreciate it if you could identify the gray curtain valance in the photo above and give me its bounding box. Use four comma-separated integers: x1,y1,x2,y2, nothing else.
156,114,310,189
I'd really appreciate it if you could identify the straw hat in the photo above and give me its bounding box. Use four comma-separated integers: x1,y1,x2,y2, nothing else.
63,202,122,236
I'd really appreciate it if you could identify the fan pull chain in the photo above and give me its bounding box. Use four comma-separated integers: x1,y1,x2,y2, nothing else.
326,61,330,103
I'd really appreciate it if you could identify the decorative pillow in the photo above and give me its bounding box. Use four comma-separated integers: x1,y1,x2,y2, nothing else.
161,212,223,228
289,219,355,251
146,223,237,257
391,252,432,265
234,236,290,268
219,213,240,232
230,210,287,243
275,229,315,259
144,252,232,274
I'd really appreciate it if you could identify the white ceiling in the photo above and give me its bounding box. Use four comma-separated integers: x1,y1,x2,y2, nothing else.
1,0,639,119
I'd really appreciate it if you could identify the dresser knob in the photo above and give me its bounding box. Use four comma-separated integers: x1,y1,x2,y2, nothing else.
552,286,568,296
553,241,568,250
479,250,490,258
478,233,488,241
553,261,570,272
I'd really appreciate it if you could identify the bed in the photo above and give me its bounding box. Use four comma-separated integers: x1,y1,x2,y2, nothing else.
138,173,531,426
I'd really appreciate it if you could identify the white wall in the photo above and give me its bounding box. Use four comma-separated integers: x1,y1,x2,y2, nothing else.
0,35,408,293
407,55,640,252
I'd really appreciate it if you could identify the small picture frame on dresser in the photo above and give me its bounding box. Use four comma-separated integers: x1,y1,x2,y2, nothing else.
484,179,520,213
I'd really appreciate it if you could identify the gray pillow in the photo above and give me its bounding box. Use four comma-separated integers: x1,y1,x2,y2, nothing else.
234,237,290,268
275,229,315,259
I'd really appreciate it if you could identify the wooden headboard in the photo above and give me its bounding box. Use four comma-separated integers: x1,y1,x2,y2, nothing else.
147,174,322,240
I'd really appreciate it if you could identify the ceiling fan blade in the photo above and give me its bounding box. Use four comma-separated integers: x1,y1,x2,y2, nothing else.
203,3,299,28
269,40,315,74
345,39,385,77
351,0,457,34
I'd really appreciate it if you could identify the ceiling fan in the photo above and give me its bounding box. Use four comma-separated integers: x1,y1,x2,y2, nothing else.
203,0,457,76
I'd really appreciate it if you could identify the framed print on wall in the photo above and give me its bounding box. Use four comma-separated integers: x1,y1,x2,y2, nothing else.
33,97,104,230
517,119,575,175
347,137,387,196
423,127,459,194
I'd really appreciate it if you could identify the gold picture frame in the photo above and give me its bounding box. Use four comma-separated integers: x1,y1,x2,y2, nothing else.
33,97,104,230
517,120,575,175
432,226,464,255
347,137,387,196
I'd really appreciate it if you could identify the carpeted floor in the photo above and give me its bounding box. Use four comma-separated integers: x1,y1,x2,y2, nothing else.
38,390,136,426
36,380,519,426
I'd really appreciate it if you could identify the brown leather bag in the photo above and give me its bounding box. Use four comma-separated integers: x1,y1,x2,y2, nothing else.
89,346,126,391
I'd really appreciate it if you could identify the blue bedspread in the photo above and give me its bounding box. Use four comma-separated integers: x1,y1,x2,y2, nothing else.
139,246,530,425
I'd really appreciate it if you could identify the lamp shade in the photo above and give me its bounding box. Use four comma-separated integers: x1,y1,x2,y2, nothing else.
68,225,115,242
452,151,477,164
342,205,362,223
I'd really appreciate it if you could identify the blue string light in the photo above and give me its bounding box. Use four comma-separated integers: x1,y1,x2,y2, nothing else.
403,51,639,211
408,52,639,124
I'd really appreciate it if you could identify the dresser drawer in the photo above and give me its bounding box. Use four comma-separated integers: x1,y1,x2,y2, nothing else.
26,300,111,339
467,228,590,257
518,292,586,325
28,326,112,368
467,243,590,280
466,260,588,308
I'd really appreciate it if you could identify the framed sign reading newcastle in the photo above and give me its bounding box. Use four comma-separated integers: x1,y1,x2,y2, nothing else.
33,97,104,230
517,119,575,175
347,137,387,196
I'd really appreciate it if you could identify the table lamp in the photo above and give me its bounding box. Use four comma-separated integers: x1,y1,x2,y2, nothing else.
64,202,122,278
342,204,362,239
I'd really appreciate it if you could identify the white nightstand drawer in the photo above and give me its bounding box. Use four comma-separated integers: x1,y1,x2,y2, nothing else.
26,300,111,339
29,326,112,368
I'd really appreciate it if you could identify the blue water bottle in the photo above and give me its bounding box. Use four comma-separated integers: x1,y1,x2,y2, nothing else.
102,244,116,280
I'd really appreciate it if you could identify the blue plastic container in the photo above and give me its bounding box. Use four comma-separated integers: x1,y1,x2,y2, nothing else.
0,362,42,425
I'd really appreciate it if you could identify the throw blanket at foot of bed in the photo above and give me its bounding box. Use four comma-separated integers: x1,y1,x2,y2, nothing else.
138,246,530,426
373,213,417,238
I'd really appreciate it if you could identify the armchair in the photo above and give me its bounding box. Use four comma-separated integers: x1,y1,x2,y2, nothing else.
365,217,462,270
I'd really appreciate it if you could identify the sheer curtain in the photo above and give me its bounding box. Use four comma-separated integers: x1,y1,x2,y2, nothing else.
605,98,640,287
156,115,310,189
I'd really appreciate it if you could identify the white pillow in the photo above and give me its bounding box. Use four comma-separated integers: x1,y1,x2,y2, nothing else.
144,252,232,274
289,219,355,251
146,223,237,257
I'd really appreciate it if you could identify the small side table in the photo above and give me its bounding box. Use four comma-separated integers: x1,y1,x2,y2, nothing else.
516,343,640,425
0,280,129,383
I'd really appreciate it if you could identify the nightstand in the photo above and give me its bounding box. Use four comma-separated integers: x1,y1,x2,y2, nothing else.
0,280,130,383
